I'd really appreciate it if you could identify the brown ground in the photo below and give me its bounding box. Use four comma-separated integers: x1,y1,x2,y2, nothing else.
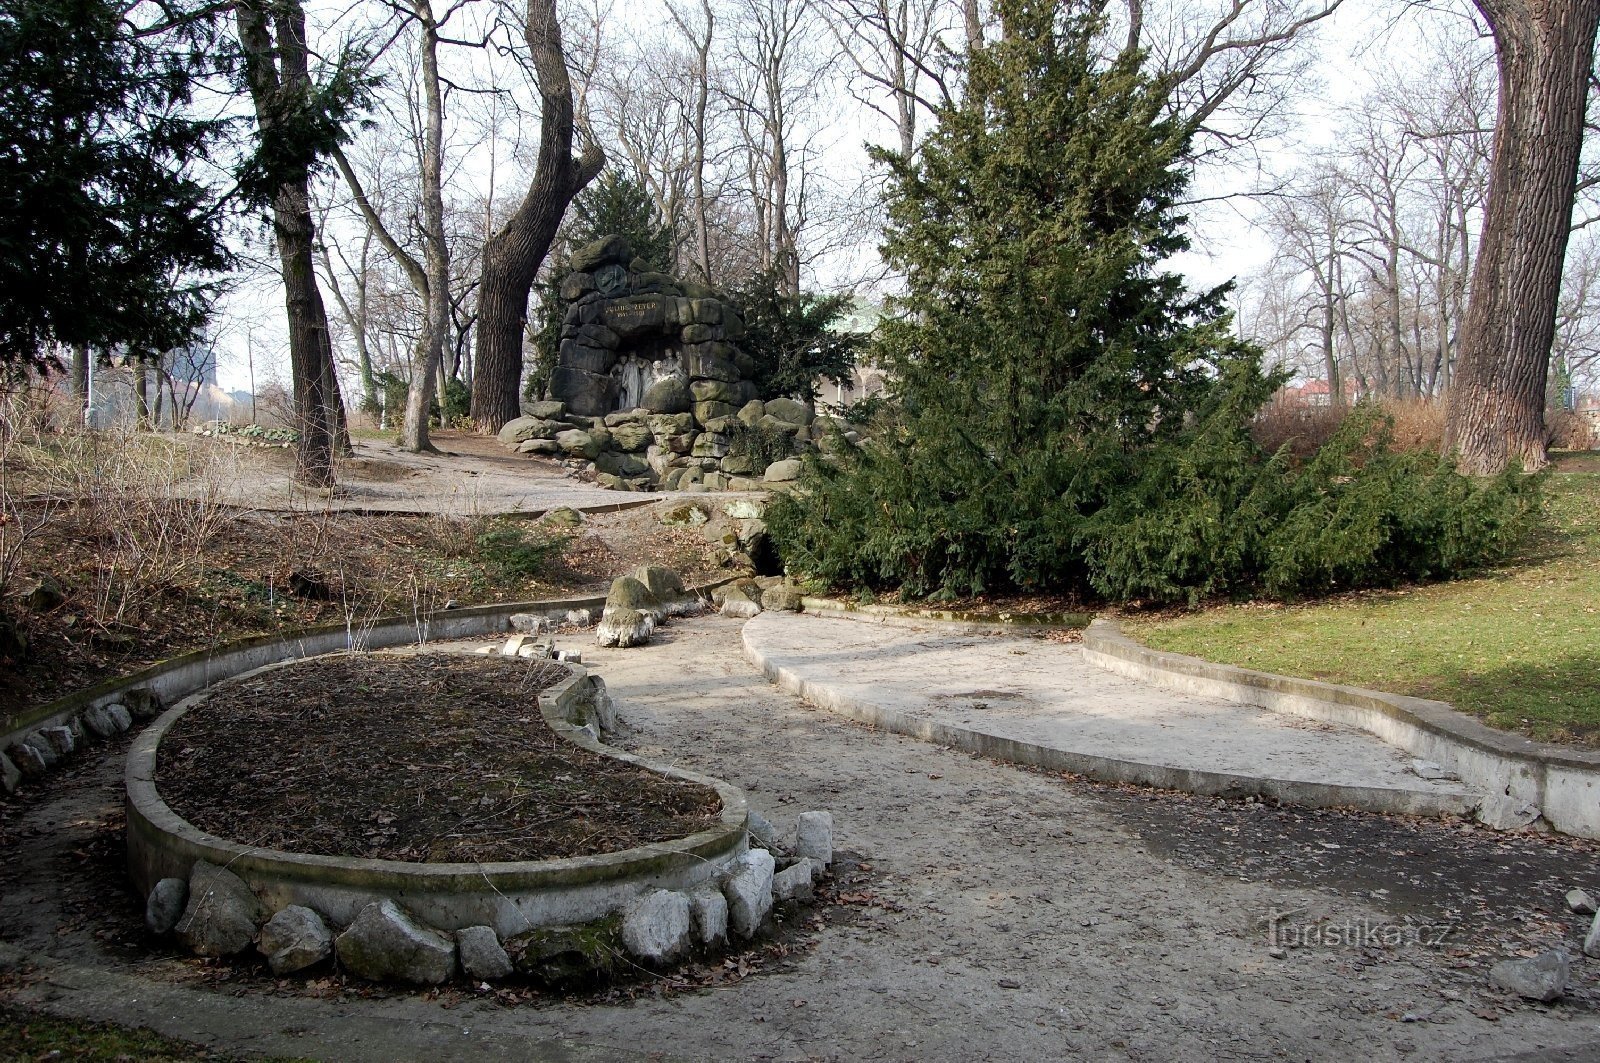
154,652,722,863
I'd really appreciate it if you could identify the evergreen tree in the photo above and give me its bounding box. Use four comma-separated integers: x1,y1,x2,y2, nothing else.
769,0,1535,602
728,267,865,403
0,0,230,373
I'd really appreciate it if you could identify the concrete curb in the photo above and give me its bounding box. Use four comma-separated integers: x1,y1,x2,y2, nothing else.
125,653,748,936
798,597,1092,631
1081,619,1600,839
742,617,1476,821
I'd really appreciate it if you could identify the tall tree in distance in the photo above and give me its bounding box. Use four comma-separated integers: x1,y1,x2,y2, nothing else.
234,0,367,486
471,0,603,432
1446,0,1600,473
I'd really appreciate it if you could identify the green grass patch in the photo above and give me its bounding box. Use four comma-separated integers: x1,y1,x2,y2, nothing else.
1129,468,1600,746
0,1006,304,1061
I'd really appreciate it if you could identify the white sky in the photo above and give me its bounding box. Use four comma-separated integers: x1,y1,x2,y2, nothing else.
213,0,1491,394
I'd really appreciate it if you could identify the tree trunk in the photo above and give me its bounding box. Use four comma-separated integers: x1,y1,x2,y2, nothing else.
236,0,339,488
70,341,89,418
471,0,604,433
1446,0,1600,474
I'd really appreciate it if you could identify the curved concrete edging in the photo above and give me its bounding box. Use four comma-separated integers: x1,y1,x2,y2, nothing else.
741,617,1475,821
125,654,748,936
1081,619,1600,839
798,597,1092,632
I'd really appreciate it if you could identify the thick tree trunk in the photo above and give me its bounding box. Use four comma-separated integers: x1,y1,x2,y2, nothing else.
70,341,89,417
470,0,603,433
1447,0,1600,474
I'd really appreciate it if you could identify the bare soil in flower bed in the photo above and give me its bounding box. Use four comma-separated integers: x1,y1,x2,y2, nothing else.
154,652,723,862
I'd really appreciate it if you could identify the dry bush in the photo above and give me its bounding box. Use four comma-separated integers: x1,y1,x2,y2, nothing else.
1251,398,1347,460
1549,408,1600,452
1384,398,1446,453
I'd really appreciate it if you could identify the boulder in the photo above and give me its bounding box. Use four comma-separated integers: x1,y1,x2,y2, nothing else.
523,399,566,420
1587,910,1600,958
19,574,66,611
122,689,163,720
660,501,711,527
632,565,689,612
687,884,729,947
560,272,596,301
725,499,766,520
595,451,651,478
681,348,741,383
763,397,813,426
1567,888,1597,915
692,433,730,459
457,925,514,981
761,584,803,612
720,585,762,619
508,922,620,983
8,741,46,778
795,811,834,866
555,429,602,460
144,877,188,935
80,703,132,739
693,401,739,428
763,458,803,483
747,809,785,853
722,848,775,938
258,905,333,975
21,732,57,769
176,861,263,956
720,453,757,476
1489,950,1569,1002
39,726,75,757
0,750,19,794
498,416,563,445
691,379,743,405
516,438,562,455
620,890,694,964
570,235,633,273
596,608,655,648
335,900,456,984
736,399,765,427
605,574,665,621
610,422,654,452
647,412,696,441
540,506,584,528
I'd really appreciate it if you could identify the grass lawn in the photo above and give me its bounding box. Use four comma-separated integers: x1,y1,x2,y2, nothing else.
1127,462,1600,747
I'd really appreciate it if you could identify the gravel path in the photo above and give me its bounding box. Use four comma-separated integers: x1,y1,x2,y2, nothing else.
1,616,1597,1061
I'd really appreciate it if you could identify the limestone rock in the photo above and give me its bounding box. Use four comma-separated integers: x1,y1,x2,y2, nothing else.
720,585,762,619
1586,911,1600,958
176,861,263,956
566,608,594,626
39,725,75,757
724,498,765,520
144,877,188,935
509,613,550,635
761,584,803,612
123,688,163,720
605,574,665,621
621,890,694,964
540,506,584,529
611,422,654,452
795,811,834,867
660,501,711,527
8,740,46,778
523,399,566,420
555,428,601,460
1477,793,1541,830
498,416,563,445
595,451,651,478
0,750,19,794
1489,950,1568,1002
772,862,815,904
508,922,620,983
641,376,693,415
687,884,729,947
747,809,785,853
763,458,803,483
693,401,738,427
258,905,333,975
763,397,812,426
517,438,562,455
596,607,655,648
21,732,57,769
457,925,514,981
722,848,775,938
736,399,765,427
1566,888,1597,915
81,703,132,739
571,234,633,273
335,900,456,984
632,565,692,615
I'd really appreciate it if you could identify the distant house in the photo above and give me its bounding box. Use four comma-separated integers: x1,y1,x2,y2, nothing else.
1276,378,1363,407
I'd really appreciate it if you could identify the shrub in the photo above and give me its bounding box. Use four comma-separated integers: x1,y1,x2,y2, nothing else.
474,519,570,582
726,421,794,467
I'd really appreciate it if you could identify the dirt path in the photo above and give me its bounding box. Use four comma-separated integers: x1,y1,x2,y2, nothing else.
1,617,1597,1061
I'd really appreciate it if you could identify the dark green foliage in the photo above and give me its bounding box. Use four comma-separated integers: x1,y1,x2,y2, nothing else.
767,0,1536,605
727,420,796,467
474,520,570,582
0,0,231,370
529,173,678,399
728,268,866,403
432,376,470,427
